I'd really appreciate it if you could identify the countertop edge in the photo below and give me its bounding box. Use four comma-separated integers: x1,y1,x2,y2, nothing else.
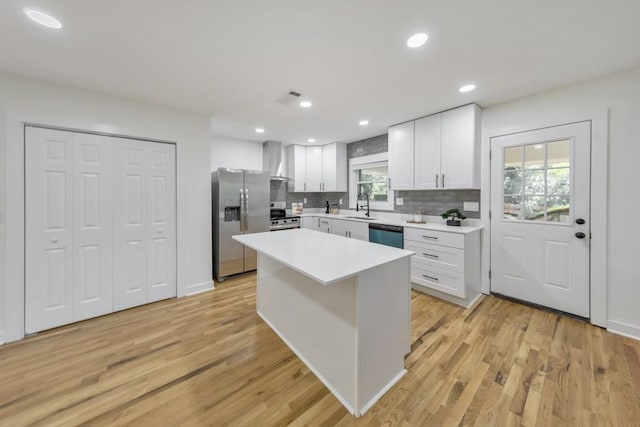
233,234,414,286
299,213,483,234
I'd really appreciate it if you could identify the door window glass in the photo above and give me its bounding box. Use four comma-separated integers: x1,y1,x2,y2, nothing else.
503,139,572,223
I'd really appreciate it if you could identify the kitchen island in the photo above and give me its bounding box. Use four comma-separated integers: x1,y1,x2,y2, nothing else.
233,229,414,417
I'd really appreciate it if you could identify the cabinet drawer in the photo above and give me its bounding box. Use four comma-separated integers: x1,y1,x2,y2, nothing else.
404,227,464,249
405,240,464,272
410,262,465,298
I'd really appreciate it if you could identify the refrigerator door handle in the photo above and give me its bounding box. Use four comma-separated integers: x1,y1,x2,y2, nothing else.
244,188,249,233
239,188,245,232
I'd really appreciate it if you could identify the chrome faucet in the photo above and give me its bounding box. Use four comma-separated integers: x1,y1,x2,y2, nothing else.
356,193,370,217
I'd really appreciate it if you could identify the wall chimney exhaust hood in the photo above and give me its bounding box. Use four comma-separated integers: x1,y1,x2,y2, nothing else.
263,140,289,181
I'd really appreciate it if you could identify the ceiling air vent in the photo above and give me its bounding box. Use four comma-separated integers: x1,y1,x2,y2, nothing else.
275,90,302,106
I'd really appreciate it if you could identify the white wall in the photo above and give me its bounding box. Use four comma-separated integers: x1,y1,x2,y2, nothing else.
481,66,640,339
0,72,213,343
211,134,263,172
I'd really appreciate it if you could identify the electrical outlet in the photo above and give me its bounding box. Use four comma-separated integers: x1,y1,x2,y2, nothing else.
396,198,404,206
463,201,479,212
303,198,307,204
339,199,343,205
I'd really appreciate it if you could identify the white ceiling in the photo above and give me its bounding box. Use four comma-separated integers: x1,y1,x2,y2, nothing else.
2,1,640,145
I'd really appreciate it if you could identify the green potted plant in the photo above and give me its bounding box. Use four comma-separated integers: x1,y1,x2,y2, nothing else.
440,208,466,226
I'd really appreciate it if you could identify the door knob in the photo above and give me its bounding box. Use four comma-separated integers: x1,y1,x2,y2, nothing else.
575,218,586,225
51,237,58,243
158,229,164,234
575,232,586,239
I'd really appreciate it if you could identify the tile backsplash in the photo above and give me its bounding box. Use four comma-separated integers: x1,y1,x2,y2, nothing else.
270,134,481,218
270,180,347,209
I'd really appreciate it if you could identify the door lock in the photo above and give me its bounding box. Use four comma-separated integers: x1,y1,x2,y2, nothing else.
575,232,586,239
575,218,586,225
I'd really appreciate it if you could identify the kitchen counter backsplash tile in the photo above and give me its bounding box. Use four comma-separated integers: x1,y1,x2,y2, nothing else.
394,189,480,218
271,180,347,209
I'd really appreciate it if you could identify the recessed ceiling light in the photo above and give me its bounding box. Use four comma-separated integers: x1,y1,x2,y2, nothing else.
255,128,265,134
24,8,62,29
359,120,369,126
459,84,476,93
307,138,316,143
300,101,312,108
407,33,428,48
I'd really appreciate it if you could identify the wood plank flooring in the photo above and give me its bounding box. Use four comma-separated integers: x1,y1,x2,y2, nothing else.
1,273,639,426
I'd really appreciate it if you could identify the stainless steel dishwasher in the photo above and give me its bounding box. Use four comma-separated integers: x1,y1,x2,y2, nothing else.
368,223,404,248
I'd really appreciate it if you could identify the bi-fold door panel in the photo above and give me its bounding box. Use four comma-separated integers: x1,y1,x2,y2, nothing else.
26,127,177,332
147,142,177,303
113,139,177,310
25,127,74,333
73,133,114,322
113,139,149,311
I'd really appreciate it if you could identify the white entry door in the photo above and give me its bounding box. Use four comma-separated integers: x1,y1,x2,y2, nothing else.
490,122,591,317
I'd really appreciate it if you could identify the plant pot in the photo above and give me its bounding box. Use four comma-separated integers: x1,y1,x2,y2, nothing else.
446,219,461,226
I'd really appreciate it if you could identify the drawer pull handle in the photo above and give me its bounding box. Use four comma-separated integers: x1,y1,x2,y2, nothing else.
422,235,438,240
422,274,439,281
422,253,439,258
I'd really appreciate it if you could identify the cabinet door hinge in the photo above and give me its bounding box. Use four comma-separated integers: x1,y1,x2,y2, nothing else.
489,270,492,279
489,150,492,160
489,210,492,219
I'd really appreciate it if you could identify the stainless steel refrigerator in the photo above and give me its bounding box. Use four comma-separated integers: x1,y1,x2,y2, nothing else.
212,168,270,280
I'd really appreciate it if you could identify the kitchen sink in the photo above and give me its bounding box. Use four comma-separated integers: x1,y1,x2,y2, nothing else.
344,216,377,221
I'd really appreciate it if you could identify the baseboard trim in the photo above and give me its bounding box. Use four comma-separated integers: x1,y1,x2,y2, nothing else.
358,369,406,417
411,282,479,309
608,320,640,341
185,280,215,296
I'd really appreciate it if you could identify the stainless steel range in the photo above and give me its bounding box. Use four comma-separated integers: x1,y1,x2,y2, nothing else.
270,208,301,231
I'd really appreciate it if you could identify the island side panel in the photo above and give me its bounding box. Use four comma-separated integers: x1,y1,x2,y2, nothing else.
256,254,358,414
355,257,411,416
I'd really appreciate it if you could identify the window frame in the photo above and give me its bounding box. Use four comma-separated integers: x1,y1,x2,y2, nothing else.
349,153,394,211
501,138,574,225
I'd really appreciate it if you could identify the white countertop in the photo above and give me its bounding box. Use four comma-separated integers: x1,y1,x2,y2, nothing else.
233,229,414,285
300,213,483,234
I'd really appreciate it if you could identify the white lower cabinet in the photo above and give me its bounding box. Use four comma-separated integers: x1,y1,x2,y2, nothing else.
301,216,326,232
302,216,369,240
404,227,481,308
318,218,332,234
301,216,317,230
25,126,177,334
331,219,369,241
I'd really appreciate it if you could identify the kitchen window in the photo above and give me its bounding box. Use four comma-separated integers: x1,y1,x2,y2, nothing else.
349,153,394,211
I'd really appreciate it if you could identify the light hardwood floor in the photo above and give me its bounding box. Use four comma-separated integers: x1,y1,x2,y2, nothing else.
1,273,639,426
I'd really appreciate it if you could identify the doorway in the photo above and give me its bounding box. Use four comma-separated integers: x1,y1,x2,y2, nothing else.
490,122,591,317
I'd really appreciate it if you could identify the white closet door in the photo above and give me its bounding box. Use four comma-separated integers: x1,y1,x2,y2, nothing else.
72,133,113,321
147,143,176,303
25,127,74,333
113,139,149,310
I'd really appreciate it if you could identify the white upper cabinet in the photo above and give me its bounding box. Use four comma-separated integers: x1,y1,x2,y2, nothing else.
287,145,307,192
305,146,323,192
441,104,481,189
414,114,442,190
287,143,347,192
321,143,347,192
388,104,481,191
388,121,415,190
